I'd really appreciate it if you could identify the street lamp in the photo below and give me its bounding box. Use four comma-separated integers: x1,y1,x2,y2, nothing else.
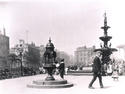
16,43,24,76
19,50,23,76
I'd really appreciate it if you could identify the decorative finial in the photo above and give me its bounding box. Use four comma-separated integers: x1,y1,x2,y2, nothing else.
101,12,110,36
49,37,51,43
104,12,106,18
104,12,107,26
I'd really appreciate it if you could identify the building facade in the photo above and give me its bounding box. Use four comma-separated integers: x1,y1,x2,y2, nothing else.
0,32,9,69
10,40,41,70
9,40,28,69
74,46,96,66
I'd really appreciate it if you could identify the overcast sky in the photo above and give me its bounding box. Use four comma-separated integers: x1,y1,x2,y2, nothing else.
0,0,125,55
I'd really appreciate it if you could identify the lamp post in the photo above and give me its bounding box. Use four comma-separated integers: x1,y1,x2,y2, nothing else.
16,43,24,76
19,51,23,76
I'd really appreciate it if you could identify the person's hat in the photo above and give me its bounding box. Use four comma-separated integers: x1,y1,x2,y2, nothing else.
61,58,64,61
96,51,102,54
96,51,102,55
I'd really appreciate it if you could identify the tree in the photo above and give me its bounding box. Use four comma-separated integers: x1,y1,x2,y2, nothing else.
7,53,21,72
7,53,18,63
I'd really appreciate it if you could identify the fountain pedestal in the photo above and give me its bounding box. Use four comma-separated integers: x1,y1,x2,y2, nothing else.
44,64,56,81
27,78,73,88
27,63,73,88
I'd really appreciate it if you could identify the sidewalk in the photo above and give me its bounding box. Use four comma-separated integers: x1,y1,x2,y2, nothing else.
0,74,125,94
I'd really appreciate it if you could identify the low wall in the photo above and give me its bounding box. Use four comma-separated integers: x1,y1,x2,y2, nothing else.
67,67,92,76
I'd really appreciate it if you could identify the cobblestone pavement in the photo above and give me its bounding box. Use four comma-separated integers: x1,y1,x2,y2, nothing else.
0,74,125,94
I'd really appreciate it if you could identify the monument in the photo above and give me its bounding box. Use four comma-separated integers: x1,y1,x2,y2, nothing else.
27,38,73,88
94,13,117,75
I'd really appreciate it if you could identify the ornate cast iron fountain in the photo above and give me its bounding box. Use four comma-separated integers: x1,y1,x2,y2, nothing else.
94,13,117,75
43,38,56,81
27,38,73,88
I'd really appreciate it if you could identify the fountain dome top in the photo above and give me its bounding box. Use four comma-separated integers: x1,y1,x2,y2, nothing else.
46,38,54,49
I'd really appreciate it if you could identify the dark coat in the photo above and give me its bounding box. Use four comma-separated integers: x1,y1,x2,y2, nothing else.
58,62,65,74
92,56,101,73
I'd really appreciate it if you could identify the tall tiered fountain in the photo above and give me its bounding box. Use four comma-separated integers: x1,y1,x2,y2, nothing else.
94,13,117,75
27,38,73,88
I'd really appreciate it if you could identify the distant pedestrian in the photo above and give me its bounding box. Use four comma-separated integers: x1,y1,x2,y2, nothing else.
39,67,45,74
88,51,103,89
65,67,68,75
112,69,119,81
58,59,65,79
107,62,113,76
112,63,119,81
55,61,60,75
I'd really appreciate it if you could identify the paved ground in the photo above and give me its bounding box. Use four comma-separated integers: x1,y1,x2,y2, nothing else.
0,74,125,94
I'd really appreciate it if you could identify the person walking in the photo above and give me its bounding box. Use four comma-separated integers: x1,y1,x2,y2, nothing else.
58,59,65,79
88,51,103,89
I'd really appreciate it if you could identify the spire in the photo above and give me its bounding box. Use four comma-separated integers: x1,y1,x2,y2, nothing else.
3,26,6,36
26,30,29,44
